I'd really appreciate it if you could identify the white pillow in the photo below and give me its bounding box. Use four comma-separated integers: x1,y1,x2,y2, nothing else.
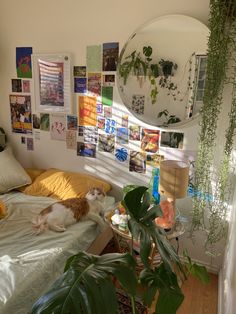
0,147,32,194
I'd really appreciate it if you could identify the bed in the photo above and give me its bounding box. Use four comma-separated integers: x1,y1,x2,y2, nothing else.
0,147,114,314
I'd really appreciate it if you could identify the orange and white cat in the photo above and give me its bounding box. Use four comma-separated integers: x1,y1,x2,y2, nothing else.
32,187,106,234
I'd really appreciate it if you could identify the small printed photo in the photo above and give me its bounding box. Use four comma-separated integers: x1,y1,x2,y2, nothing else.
141,129,160,153
132,95,145,115
87,73,101,96
74,66,86,77
116,127,128,144
146,154,165,167
121,115,129,128
74,77,87,93
66,130,76,150
98,134,115,153
105,118,116,134
97,117,105,130
21,136,25,144
103,74,115,86
22,80,30,93
78,126,84,137
129,125,140,141
104,106,112,118
50,114,66,141
34,130,40,140
33,113,40,129
103,42,119,71
40,113,50,131
84,126,98,143
96,102,103,114
115,147,128,163
160,132,184,149
12,79,22,92
27,138,34,151
67,115,78,130
77,142,96,158
129,151,146,173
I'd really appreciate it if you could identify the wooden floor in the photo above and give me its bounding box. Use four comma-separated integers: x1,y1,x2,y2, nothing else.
177,273,218,314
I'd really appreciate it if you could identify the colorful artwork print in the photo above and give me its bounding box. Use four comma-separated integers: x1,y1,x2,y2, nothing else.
88,73,101,96
121,115,129,128
16,47,32,78
98,134,115,153
78,96,97,126
96,102,103,114
102,86,113,106
102,42,119,71
129,125,140,141
74,77,87,93
129,151,146,173
116,127,129,144
146,154,164,167
141,129,160,153
132,95,145,114
74,66,86,77
115,147,128,162
97,117,105,130
103,74,115,86
105,118,116,134
77,142,96,158
84,127,98,143
12,79,22,92
50,114,66,141
22,80,30,93
33,114,40,129
104,106,112,118
160,132,184,149
27,138,34,151
38,60,64,107
67,115,77,130
66,130,77,150
86,45,102,72
10,95,32,134
40,113,50,131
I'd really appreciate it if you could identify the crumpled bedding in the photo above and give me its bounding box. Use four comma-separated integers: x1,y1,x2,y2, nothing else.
0,191,100,314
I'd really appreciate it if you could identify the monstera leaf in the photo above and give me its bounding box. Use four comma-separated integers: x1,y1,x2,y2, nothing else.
30,252,137,314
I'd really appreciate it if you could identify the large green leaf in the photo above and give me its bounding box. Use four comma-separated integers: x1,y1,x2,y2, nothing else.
30,252,137,314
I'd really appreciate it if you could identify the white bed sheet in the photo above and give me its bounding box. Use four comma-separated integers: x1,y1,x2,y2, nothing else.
0,191,101,314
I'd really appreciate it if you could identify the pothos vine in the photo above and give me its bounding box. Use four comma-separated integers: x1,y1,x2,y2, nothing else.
191,0,236,250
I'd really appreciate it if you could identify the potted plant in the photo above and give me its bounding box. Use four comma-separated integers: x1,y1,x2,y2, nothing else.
30,186,209,314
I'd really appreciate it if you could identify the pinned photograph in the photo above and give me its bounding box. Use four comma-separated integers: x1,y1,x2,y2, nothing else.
160,131,184,149
129,151,146,173
33,113,40,129
96,102,103,114
116,127,129,144
74,66,86,77
105,118,116,134
22,80,30,93
66,130,76,150
84,127,98,143
21,137,25,144
102,42,119,71
104,106,112,118
50,114,66,141
78,95,97,127
78,126,84,137
146,153,165,167
27,138,34,151
16,47,33,78
87,73,101,96
103,74,115,86
97,117,105,130
12,79,22,92
129,125,140,141
98,134,115,153
141,129,160,153
121,115,129,128
132,95,145,115
67,115,77,130
115,147,128,163
102,86,113,106
74,77,87,93
40,113,50,131
77,142,96,158
86,45,102,72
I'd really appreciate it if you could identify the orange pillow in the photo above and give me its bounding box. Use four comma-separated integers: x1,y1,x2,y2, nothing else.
23,168,111,200
17,168,45,192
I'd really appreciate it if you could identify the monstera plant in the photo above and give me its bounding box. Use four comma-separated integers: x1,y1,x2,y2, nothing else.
30,187,209,314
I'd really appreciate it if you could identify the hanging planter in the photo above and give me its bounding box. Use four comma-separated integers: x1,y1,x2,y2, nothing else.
191,0,236,249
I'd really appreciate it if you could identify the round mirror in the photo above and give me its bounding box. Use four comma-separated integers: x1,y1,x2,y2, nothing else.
117,15,209,128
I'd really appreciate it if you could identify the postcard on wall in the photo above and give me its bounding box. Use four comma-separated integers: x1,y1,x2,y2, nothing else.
115,146,129,163
86,45,102,72
9,94,32,134
78,96,97,126
12,79,22,92
16,47,33,78
74,66,86,77
27,138,34,151
141,129,160,153
97,117,105,130
50,114,66,141
116,127,129,144
102,42,119,71
74,77,87,93
129,125,140,141
129,151,146,173
22,80,30,93
87,73,101,96
67,115,77,130
121,115,129,128
104,106,112,118
78,126,84,137
146,153,165,167
77,142,96,158
34,130,41,140
105,118,116,134
40,113,50,131
103,74,115,86
66,130,77,150
102,86,113,106
160,131,184,149
84,126,98,143
21,136,25,144
33,113,40,129
96,102,103,114
98,134,115,153
132,95,145,114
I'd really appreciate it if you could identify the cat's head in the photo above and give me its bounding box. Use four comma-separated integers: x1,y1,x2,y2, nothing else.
85,187,106,201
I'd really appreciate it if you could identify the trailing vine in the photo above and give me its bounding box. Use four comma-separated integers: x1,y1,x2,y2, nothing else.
191,0,236,248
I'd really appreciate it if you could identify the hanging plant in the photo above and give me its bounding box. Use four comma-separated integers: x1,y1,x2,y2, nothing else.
191,0,236,249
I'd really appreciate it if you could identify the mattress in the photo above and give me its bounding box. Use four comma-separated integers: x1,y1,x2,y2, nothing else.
0,191,102,314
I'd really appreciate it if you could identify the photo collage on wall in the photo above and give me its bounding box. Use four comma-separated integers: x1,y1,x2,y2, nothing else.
9,45,188,171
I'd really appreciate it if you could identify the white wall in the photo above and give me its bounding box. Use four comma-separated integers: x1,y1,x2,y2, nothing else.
1,0,230,274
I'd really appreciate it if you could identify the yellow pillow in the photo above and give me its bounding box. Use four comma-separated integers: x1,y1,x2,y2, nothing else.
23,168,111,200
17,168,46,192
0,200,7,219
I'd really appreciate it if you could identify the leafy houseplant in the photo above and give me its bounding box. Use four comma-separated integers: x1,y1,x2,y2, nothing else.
190,0,236,248
30,186,209,314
